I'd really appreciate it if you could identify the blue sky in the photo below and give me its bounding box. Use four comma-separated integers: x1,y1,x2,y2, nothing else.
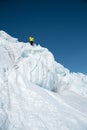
0,0,87,74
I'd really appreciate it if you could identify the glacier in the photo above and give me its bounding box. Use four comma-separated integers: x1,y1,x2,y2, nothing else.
0,30,87,130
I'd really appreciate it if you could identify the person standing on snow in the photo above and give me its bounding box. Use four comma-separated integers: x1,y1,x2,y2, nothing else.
29,36,34,46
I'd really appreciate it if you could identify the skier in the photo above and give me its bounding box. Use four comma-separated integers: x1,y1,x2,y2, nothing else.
29,36,34,46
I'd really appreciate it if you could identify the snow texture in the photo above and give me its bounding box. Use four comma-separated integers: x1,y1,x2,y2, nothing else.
0,30,87,130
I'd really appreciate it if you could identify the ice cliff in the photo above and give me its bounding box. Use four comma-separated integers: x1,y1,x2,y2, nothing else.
0,31,87,130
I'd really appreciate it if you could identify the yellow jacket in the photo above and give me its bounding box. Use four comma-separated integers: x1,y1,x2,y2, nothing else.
29,36,34,42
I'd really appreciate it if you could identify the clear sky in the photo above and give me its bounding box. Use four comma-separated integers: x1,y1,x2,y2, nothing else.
0,0,87,74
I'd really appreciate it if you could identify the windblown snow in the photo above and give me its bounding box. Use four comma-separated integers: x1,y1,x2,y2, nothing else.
0,30,87,130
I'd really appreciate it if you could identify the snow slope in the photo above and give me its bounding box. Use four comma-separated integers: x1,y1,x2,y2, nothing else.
0,30,87,130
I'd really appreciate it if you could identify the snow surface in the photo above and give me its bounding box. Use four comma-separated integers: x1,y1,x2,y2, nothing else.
0,30,87,130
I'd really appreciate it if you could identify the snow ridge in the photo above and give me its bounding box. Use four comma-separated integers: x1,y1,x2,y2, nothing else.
0,31,87,130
